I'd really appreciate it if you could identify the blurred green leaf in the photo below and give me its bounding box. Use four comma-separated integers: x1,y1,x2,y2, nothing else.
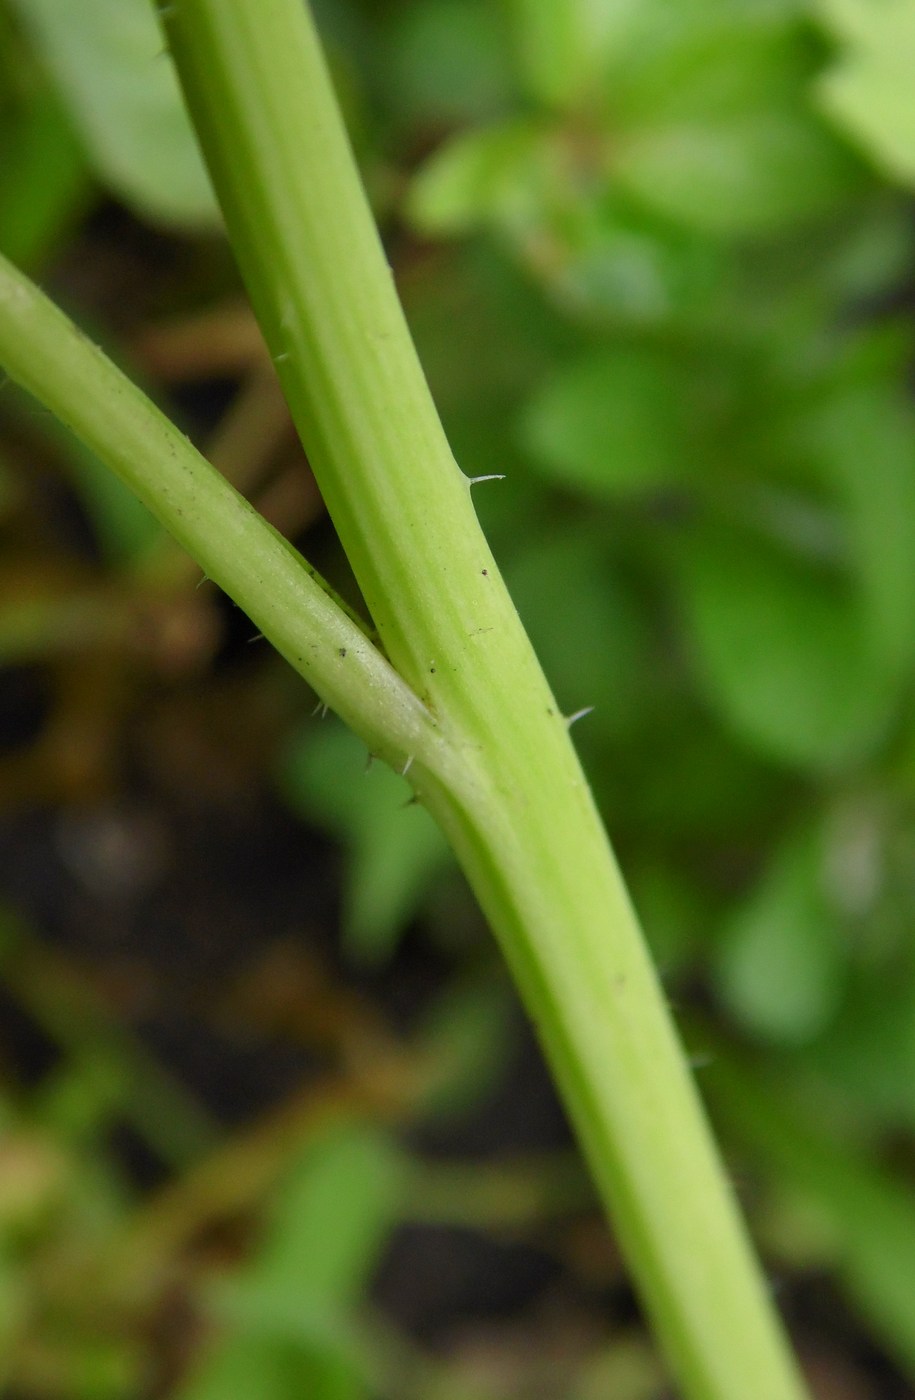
508,0,588,109
616,709,786,845
715,822,847,1044
816,0,915,186
415,979,515,1119
278,722,451,965
814,201,915,306
710,1055,915,1382
809,975,915,1133
520,347,698,496
504,530,650,734
628,860,706,975
0,91,89,267
616,109,856,236
383,0,513,127
407,119,547,236
10,0,219,226
542,197,726,326
59,1338,140,1400
600,6,859,235
606,8,810,124
676,527,892,769
178,1338,344,1400
408,124,728,327
181,1124,406,1400
768,383,915,677
508,0,630,110
243,1124,406,1310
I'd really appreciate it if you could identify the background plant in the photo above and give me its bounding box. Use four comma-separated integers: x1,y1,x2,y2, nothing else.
2,0,915,1396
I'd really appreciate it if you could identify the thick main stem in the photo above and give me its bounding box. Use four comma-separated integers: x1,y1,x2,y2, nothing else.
157,5,808,1394
159,3,805,1395
0,0,807,1391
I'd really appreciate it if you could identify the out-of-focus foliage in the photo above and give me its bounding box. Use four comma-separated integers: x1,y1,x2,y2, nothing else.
176,1124,408,1400
4,0,915,1395
815,0,915,185
9,0,218,227
279,723,450,967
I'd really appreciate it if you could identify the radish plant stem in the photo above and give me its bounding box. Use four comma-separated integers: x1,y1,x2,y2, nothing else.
0,254,444,775
158,4,808,1394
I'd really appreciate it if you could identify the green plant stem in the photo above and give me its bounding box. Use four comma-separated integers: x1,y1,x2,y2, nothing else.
156,5,809,1395
0,253,444,776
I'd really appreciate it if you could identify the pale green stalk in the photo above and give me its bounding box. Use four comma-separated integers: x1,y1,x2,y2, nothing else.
0,256,443,776
158,5,808,1395
0,0,810,1392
